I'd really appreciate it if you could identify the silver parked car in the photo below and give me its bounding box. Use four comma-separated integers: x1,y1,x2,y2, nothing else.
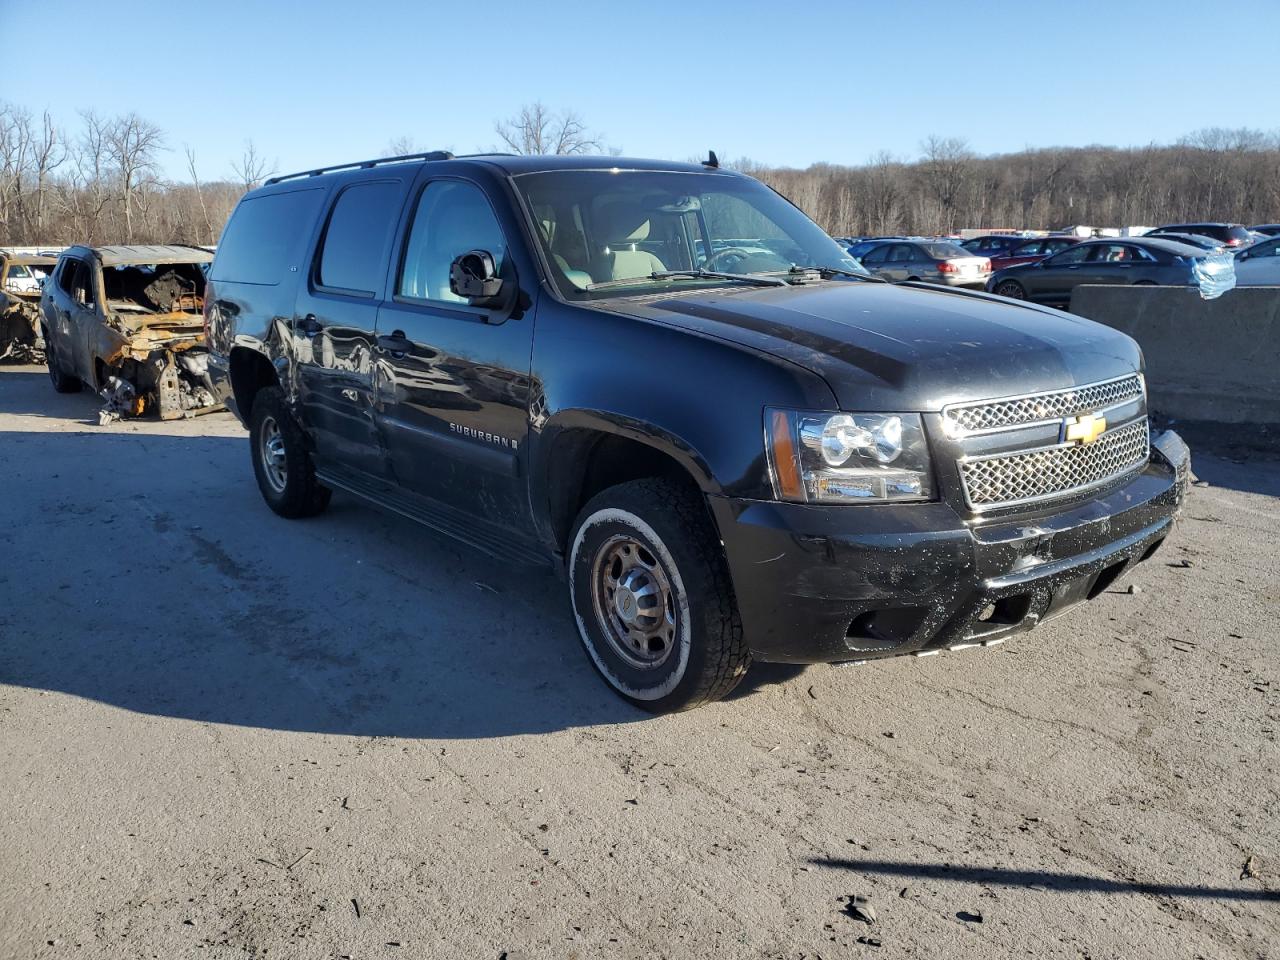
858,240,991,288
1234,235,1280,285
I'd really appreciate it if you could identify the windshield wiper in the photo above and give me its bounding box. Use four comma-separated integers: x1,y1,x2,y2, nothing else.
585,269,788,291
785,264,886,282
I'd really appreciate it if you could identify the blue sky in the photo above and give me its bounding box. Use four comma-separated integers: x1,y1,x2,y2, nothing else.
3,0,1278,182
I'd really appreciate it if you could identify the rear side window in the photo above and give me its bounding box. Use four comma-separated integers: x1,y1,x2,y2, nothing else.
316,180,405,296
1048,245,1091,265
211,188,325,286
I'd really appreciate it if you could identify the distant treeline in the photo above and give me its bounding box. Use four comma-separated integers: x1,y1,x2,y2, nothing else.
744,130,1280,237
3,100,1278,246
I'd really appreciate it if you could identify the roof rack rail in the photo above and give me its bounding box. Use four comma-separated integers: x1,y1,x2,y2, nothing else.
264,150,455,186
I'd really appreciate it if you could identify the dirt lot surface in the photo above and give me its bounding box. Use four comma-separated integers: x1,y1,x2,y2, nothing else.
1,362,1277,959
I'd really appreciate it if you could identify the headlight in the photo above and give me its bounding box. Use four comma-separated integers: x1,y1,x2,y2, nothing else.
765,408,933,504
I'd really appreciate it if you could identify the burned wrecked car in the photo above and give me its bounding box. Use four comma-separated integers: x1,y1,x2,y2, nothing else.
0,251,58,362
41,244,221,420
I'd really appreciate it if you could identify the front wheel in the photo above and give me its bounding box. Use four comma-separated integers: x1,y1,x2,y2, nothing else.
568,478,750,712
249,386,331,518
994,279,1027,300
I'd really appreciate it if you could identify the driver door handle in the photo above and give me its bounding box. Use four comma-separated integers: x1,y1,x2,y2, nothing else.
377,331,412,354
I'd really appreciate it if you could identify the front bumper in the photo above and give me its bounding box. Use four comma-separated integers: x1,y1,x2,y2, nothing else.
708,430,1190,663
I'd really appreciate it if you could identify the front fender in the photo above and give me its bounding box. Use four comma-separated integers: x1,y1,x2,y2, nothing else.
525,301,837,548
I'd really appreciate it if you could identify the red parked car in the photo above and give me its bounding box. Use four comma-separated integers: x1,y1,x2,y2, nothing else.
988,235,1084,271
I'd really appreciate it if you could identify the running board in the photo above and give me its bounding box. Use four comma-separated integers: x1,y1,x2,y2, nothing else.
315,466,552,569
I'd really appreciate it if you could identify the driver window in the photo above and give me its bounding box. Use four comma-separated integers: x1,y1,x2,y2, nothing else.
398,180,507,304
59,259,95,307
861,245,890,265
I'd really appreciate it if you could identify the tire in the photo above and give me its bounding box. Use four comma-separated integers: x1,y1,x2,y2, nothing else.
248,386,331,519
994,279,1027,300
45,333,81,393
568,478,750,712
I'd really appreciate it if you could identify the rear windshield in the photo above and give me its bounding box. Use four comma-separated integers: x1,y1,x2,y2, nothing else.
923,242,971,259
211,187,326,286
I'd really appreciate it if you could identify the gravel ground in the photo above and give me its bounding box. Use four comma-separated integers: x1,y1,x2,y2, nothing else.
1,362,1276,959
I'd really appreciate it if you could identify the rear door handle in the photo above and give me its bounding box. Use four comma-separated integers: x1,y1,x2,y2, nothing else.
298,314,322,336
377,331,412,354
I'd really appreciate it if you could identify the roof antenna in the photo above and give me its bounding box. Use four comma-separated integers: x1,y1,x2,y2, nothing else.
703,150,719,169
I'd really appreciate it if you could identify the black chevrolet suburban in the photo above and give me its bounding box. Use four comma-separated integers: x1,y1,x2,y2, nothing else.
204,152,1190,712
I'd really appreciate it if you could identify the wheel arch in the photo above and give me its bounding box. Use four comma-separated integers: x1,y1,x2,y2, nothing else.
228,345,280,423
536,412,718,555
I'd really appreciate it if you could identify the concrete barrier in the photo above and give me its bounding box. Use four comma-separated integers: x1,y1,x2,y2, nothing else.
1069,284,1280,425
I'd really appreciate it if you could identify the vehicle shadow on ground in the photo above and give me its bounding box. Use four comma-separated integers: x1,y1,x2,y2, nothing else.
810,858,1279,902
0,426,677,740
0,363,108,423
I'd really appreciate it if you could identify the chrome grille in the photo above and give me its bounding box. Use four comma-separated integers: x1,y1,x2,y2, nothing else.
944,374,1144,434
960,418,1150,510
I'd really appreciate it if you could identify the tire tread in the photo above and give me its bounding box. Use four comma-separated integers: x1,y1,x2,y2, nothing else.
573,478,750,711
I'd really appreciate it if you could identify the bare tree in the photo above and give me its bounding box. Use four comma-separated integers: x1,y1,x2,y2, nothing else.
27,110,67,239
73,110,115,243
185,146,215,245
495,102,602,155
0,103,33,235
105,112,166,243
917,135,974,234
231,140,274,191
384,135,423,156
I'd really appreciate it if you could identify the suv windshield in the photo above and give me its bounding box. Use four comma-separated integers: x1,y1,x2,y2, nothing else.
513,169,864,298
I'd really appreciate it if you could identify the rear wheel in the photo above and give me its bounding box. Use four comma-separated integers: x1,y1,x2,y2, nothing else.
994,279,1027,300
568,478,750,712
45,333,82,393
249,386,331,518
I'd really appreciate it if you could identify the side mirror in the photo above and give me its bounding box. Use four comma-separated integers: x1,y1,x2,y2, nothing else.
450,249,506,306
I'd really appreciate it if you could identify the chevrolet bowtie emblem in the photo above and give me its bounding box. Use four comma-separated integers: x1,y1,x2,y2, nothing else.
1064,413,1107,445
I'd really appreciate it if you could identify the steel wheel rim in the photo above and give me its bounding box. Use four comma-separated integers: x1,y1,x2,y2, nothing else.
260,415,288,493
589,534,679,670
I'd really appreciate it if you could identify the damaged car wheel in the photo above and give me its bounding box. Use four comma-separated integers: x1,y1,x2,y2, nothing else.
45,334,82,394
568,478,751,713
249,386,331,519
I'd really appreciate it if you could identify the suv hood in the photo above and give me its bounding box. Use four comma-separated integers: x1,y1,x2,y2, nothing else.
599,281,1142,411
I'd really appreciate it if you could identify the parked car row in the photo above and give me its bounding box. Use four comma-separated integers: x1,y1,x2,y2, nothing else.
836,219,1277,304
986,236,1235,306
